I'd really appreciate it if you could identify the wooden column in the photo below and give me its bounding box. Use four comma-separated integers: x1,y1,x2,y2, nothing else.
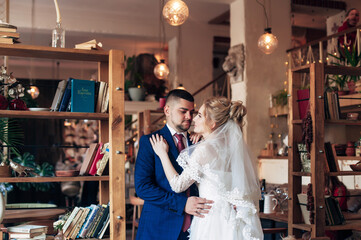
108,49,125,240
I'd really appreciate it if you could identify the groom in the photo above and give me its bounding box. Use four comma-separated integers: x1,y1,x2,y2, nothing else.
135,89,212,240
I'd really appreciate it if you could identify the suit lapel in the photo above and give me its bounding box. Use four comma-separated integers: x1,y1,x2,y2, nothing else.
159,126,182,174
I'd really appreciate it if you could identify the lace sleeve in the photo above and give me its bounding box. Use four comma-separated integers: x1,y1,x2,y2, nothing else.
169,146,206,193
169,167,196,193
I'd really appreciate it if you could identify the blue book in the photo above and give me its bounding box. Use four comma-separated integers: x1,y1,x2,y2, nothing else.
58,79,72,112
71,79,95,113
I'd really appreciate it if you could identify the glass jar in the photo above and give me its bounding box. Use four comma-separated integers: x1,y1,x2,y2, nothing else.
52,22,65,48
54,229,64,240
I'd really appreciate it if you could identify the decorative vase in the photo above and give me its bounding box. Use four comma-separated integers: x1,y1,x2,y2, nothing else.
54,229,64,240
128,87,145,101
9,98,27,110
346,141,355,156
0,165,11,177
347,81,356,94
52,22,65,48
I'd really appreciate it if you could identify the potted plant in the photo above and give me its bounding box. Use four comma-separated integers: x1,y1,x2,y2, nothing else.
327,74,349,95
125,55,145,101
328,45,361,94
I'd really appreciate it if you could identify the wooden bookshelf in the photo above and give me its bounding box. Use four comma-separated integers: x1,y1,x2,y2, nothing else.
288,63,361,238
0,45,125,240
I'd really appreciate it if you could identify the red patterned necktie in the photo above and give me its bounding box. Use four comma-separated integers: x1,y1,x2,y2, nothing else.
174,133,191,232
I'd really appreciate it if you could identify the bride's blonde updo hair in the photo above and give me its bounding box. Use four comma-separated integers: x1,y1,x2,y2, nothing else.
203,97,247,130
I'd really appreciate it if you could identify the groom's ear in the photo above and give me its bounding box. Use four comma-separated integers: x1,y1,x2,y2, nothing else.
164,104,170,116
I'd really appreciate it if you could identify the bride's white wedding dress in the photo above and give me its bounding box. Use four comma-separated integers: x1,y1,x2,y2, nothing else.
169,120,263,240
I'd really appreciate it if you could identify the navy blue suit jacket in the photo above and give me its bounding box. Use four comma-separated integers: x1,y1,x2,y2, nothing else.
134,126,198,240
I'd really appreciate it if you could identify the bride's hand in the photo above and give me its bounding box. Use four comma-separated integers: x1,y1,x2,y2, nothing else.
150,134,169,157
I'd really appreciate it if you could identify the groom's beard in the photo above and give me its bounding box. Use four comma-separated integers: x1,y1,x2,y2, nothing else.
176,120,192,132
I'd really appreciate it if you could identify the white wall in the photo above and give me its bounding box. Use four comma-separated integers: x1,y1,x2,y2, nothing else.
230,0,291,157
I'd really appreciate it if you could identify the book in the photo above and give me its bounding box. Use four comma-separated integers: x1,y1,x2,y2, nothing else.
92,203,110,238
77,206,92,239
89,142,104,176
75,39,103,50
62,207,80,234
95,81,107,113
97,213,110,239
96,143,110,176
78,204,99,238
0,27,16,32
50,79,68,111
70,79,95,113
8,231,44,239
80,143,99,176
325,196,345,225
7,225,47,234
69,207,90,240
64,208,84,238
87,205,105,238
9,233,46,240
0,31,19,38
58,79,72,112
100,84,109,113
0,37,13,44
324,142,338,172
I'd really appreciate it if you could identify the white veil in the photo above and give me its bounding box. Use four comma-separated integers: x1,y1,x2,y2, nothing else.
177,120,262,239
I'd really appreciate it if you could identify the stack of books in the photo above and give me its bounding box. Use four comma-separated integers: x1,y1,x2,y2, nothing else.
0,22,19,44
61,203,110,239
7,225,47,240
75,39,103,50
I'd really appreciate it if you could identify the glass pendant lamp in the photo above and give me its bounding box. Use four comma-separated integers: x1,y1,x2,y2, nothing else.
258,28,278,54
163,0,189,26
154,59,170,80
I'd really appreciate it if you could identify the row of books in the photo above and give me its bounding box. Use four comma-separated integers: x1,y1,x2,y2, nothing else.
50,78,109,113
7,224,47,240
324,91,341,120
62,203,110,239
79,142,109,176
0,22,19,44
325,196,345,226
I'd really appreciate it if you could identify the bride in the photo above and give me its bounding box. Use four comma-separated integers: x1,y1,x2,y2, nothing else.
150,97,263,240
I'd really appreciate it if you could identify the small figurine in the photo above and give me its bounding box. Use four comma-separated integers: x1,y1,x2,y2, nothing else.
9,159,39,177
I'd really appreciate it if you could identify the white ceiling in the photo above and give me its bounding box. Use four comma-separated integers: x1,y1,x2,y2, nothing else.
8,0,230,54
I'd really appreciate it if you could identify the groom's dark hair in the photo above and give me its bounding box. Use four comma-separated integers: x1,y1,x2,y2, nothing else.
165,89,194,104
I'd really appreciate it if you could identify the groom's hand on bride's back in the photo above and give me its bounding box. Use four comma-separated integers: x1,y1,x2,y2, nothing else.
185,197,213,218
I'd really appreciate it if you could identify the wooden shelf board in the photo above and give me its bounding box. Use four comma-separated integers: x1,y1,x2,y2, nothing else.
0,176,109,183
292,223,311,231
291,64,310,73
3,208,67,224
324,65,361,76
0,44,109,61
336,156,361,160
328,171,361,176
292,172,311,176
325,220,361,231
292,120,303,124
325,119,361,125
0,110,108,120
269,106,288,117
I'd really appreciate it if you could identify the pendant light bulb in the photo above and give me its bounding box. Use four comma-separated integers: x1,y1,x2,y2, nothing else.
162,0,189,26
258,28,278,54
154,59,170,80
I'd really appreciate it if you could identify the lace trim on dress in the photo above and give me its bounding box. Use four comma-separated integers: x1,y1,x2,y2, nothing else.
176,152,261,240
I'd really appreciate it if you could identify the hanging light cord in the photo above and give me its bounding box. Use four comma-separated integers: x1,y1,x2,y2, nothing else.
159,0,166,60
255,0,269,28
